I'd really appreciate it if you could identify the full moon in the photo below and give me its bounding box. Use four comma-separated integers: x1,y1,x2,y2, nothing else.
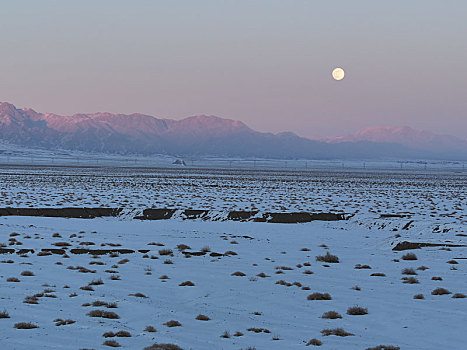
332,67,345,81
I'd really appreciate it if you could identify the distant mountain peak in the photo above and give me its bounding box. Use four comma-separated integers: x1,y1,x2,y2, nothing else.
0,102,465,160
320,125,467,151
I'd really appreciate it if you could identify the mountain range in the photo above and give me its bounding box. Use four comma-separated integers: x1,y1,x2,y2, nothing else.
0,102,466,160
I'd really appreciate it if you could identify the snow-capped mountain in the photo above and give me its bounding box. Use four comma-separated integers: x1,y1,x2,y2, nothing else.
0,102,465,160
320,126,467,152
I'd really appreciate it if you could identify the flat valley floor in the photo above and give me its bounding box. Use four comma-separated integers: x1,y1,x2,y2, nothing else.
0,166,465,350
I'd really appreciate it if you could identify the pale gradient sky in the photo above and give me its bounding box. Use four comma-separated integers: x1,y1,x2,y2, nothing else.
0,1,466,138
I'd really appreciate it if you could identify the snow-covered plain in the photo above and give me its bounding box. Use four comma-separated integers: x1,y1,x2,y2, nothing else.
0,166,465,350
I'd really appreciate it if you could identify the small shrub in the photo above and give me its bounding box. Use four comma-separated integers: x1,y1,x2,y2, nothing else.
354,264,371,269
347,306,368,315
129,292,148,298
21,271,35,276
87,310,120,319
401,268,417,275
321,328,354,337
351,285,361,291
321,311,342,319
14,322,38,329
80,286,94,291
224,250,237,256
114,330,131,337
145,325,157,332
447,260,458,264
401,253,417,261
159,249,173,256
54,318,75,326
370,273,386,277
23,296,39,304
220,330,230,338
196,314,210,321
366,346,400,350
413,294,424,299
303,270,314,275
234,331,244,336
452,293,466,298
144,344,183,350
7,277,20,282
179,281,195,286
231,271,246,276
89,278,104,286
431,287,451,295
163,320,181,327
306,338,322,346
307,293,332,300
431,276,442,281
256,272,269,278
0,309,10,318
200,246,211,253
316,252,339,263
417,265,429,270
176,244,191,251
163,259,173,264
103,340,121,347
92,301,108,307
402,277,419,284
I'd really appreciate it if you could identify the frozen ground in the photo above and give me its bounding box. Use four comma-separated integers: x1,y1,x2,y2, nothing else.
0,166,465,350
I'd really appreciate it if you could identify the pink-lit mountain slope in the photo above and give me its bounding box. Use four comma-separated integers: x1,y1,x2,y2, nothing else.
320,126,467,152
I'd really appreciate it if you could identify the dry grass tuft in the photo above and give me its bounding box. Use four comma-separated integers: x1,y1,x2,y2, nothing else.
176,244,191,251
401,253,417,261
321,311,342,319
20,270,35,276
401,268,417,275
196,314,210,321
431,287,451,295
54,319,75,326
220,330,230,338
0,309,10,318
159,249,173,256
370,273,386,277
306,338,322,346
129,292,148,298
401,277,419,284
366,346,400,350
14,322,38,329
321,328,353,337
103,340,121,347
307,292,332,300
164,320,181,327
354,264,371,269
145,325,157,332
452,293,466,298
347,306,368,315
179,281,195,286
231,271,246,276
87,310,120,319
144,344,183,350
316,252,339,263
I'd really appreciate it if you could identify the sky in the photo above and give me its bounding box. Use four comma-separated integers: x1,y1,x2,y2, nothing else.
0,0,466,139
